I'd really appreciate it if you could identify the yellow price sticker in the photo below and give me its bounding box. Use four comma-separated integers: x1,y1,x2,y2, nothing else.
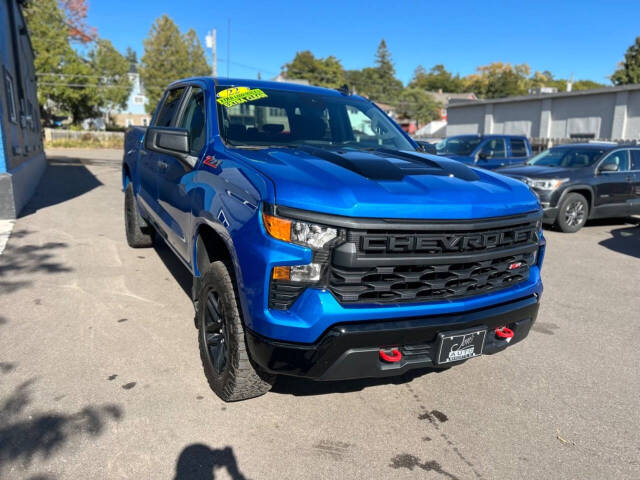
216,87,268,107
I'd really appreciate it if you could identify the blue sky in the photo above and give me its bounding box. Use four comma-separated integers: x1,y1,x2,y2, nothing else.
87,0,639,85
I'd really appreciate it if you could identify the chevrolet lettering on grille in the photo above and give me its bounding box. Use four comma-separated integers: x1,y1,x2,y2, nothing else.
360,228,537,254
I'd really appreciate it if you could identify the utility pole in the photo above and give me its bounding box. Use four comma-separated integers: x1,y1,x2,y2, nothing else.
226,19,230,78
206,29,217,77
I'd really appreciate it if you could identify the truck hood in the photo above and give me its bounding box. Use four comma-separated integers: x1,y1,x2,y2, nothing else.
235,146,539,219
497,165,575,179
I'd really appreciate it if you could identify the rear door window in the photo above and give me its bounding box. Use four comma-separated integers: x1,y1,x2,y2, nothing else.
510,138,528,157
154,87,186,127
177,87,206,155
480,138,506,158
630,149,640,170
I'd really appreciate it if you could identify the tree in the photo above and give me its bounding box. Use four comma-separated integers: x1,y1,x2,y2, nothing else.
396,88,440,124
59,0,97,43
90,39,132,123
410,64,464,93
284,50,345,88
367,39,403,101
125,47,138,67
612,37,640,85
184,29,211,77
139,15,210,114
23,0,100,123
464,62,531,98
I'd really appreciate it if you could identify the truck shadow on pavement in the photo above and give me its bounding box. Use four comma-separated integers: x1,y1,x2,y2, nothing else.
271,368,443,396
597,220,640,259
0,378,123,477
20,157,103,217
173,444,248,480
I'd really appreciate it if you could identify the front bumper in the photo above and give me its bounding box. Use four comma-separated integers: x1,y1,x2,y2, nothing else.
247,294,539,380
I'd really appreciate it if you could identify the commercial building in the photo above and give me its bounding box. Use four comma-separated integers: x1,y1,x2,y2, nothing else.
0,0,45,219
446,84,640,141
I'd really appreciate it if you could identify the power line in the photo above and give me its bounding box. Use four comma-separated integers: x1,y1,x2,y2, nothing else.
37,82,128,88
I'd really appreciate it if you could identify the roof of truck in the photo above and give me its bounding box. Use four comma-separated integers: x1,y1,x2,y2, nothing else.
169,76,350,97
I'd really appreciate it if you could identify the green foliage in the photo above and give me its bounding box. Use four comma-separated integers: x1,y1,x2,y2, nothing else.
140,15,210,113
284,50,345,88
572,80,605,91
365,39,403,102
90,39,132,113
410,64,464,93
23,0,100,123
612,37,640,85
396,88,440,124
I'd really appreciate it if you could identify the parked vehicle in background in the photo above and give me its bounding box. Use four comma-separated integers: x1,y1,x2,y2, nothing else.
437,134,531,169
415,140,437,154
122,77,545,401
497,143,640,232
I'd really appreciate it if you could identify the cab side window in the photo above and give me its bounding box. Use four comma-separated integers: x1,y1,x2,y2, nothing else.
480,138,506,158
154,87,185,127
177,87,206,155
600,150,629,172
630,150,640,171
510,138,528,157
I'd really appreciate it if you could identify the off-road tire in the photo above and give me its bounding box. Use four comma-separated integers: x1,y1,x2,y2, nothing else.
196,261,274,401
124,183,154,247
556,192,588,233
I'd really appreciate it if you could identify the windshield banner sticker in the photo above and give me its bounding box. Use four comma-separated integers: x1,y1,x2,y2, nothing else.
216,87,268,107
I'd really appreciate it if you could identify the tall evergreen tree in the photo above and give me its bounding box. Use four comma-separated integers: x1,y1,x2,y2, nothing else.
140,16,210,113
184,29,211,77
90,39,133,123
612,37,640,85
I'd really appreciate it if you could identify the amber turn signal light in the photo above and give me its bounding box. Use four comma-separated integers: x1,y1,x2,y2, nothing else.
272,266,291,280
262,212,291,242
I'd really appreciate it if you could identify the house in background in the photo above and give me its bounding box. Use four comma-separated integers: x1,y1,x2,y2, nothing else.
0,0,45,219
111,71,151,128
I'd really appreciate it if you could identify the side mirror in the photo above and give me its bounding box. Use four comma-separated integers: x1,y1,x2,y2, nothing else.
598,162,618,173
145,126,190,159
477,151,490,161
416,141,437,154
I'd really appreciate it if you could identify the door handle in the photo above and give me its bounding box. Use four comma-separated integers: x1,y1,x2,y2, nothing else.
158,160,168,171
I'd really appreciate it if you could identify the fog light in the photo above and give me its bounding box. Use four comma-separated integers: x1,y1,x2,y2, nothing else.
291,263,321,282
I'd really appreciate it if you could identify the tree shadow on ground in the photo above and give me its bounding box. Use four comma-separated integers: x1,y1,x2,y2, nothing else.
0,229,71,296
0,378,123,476
20,157,104,217
174,444,248,480
598,220,640,259
271,368,444,397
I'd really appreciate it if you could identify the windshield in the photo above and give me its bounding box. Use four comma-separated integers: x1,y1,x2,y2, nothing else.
527,147,606,168
436,136,483,156
215,86,414,151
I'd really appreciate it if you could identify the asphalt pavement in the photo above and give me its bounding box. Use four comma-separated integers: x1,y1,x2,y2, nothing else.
0,148,638,480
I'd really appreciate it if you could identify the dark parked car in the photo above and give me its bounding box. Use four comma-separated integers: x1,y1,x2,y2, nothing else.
498,143,640,232
436,134,531,169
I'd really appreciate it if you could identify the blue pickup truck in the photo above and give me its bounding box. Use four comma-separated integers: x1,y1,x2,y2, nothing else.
123,78,545,401
437,134,532,169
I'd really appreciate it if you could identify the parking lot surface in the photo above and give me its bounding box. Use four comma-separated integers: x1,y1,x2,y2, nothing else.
0,148,639,480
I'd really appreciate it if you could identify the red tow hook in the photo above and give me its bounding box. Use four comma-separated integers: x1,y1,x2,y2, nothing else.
379,348,402,363
495,326,514,343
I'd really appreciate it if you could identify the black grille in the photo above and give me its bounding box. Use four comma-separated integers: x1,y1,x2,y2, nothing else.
329,252,535,304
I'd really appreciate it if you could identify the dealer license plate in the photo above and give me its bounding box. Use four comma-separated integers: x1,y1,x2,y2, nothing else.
437,328,487,365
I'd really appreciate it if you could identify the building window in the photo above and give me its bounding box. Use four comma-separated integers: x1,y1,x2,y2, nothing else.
142,117,148,126
133,95,145,105
3,68,17,124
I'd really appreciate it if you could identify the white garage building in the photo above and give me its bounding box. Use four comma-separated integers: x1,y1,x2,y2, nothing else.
446,84,640,142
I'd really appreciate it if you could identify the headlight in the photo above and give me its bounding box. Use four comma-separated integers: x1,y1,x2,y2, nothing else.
262,212,337,249
263,210,339,284
525,178,568,190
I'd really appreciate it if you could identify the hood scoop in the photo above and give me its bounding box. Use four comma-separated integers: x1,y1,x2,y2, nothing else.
294,146,479,182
